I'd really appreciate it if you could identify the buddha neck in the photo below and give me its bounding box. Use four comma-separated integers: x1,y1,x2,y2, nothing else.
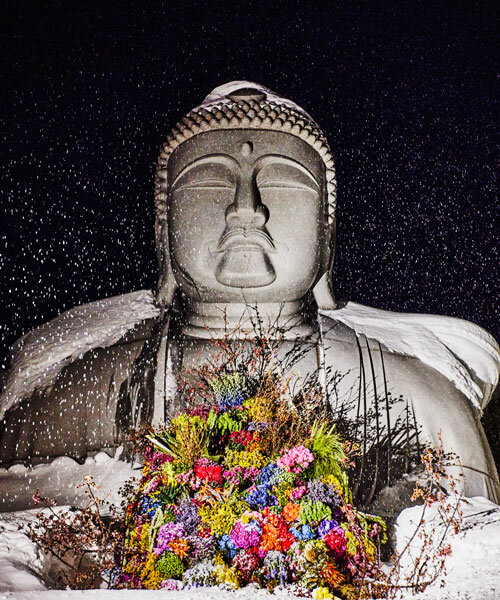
181,299,315,340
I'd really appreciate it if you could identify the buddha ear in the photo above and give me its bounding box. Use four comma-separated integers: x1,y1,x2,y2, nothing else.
313,218,337,310
155,217,178,308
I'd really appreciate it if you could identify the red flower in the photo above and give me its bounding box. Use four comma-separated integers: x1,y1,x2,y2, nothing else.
229,430,257,449
323,527,347,558
193,458,223,484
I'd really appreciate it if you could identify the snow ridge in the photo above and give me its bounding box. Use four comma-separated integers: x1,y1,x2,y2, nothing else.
0,290,160,417
321,302,500,412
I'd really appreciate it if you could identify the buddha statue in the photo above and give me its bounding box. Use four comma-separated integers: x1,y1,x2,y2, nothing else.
1,82,499,503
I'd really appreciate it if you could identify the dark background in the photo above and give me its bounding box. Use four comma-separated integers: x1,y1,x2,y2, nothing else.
0,1,498,449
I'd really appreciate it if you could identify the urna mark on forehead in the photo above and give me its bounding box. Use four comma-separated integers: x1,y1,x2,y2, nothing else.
154,81,337,224
167,129,326,196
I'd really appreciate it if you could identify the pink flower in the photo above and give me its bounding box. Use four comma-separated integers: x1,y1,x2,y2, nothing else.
290,485,307,500
231,521,261,549
277,445,314,473
154,522,185,554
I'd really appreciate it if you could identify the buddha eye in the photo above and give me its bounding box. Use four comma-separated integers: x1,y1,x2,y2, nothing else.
256,161,319,193
174,179,234,191
172,161,236,193
257,180,317,191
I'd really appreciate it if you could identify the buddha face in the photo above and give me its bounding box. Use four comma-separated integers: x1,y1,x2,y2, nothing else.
166,129,328,303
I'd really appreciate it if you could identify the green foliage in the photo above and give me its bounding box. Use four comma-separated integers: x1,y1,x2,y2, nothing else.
216,412,244,434
147,414,214,465
308,421,346,480
155,552,185,578
146,429,182,460
148,508,164,551
156,484,180,505
209,373,246,398
298,500,332,525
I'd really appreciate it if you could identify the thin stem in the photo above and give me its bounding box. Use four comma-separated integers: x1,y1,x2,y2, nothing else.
378,341,392,487
353,335,367,500
365,338,380,506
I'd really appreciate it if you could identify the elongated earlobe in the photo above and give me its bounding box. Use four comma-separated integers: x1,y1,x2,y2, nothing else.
313,219,336,310
313,272,336,310
155,219,178,307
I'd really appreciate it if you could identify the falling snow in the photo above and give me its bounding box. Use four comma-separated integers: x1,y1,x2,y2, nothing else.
0,2,498,597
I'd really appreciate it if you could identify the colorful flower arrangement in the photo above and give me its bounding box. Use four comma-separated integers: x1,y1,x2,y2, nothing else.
116,372,387,598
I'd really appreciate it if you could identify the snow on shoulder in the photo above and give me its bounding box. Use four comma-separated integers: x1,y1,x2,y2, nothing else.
321,302,500,412
0,290,161,418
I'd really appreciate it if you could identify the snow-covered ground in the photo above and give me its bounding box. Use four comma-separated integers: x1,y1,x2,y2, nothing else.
0,453,499,599
0,448,137,512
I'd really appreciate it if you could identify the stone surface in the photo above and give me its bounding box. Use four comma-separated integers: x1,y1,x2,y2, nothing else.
0,81,499,502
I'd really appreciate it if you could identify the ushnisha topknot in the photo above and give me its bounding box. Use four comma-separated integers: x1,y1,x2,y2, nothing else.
154,81,337,224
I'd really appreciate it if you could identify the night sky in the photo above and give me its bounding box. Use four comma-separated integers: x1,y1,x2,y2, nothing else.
1,0,498,376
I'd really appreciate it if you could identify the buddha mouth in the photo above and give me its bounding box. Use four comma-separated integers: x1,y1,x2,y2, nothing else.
216,228,276,253
212,227,277,288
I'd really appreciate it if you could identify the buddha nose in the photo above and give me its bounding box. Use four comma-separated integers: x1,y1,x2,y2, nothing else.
225,177,269,229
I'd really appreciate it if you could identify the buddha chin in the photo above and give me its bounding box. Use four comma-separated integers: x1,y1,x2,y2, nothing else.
215,246,276,288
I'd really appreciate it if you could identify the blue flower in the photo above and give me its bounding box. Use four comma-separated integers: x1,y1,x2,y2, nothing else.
139,495,160,516
218,391,245,412
291,524,315,541
248,421,267,431
256,463,277,485
317,518,339,538
218,534,237,560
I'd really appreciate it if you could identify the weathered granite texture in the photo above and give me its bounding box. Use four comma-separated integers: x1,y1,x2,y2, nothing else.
1,82,499,502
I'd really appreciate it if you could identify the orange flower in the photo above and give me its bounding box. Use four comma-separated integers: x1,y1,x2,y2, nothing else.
321,561,345,588
260,520,295,553
260,522,281,552
169,538,190,558
282,502,301,523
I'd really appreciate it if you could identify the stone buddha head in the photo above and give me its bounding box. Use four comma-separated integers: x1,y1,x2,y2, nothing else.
154,82,338,323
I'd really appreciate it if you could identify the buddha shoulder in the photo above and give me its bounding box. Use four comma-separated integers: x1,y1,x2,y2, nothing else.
318,302,500,411
0,290,161,418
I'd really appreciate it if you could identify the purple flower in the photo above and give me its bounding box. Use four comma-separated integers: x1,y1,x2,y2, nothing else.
185,535,216,565
263,550,289,584
317,518,339,538
307,479,341,506
154,522,185,554
175,498,200,534
230,521,261,549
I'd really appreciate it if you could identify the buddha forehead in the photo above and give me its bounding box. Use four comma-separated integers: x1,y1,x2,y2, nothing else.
166,129,326,188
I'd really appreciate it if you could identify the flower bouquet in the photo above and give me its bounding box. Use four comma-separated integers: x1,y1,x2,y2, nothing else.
117,370,386,598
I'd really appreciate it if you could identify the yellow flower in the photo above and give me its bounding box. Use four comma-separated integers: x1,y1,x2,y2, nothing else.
199,500,249,535
364,537,376,562
243,396,273,422
214,562,240,589
322,474,343,494
225,449,266,469
141,553,162,590
312,586,334,600
341,526,358,555
338,584,359,600
138,523,152,552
